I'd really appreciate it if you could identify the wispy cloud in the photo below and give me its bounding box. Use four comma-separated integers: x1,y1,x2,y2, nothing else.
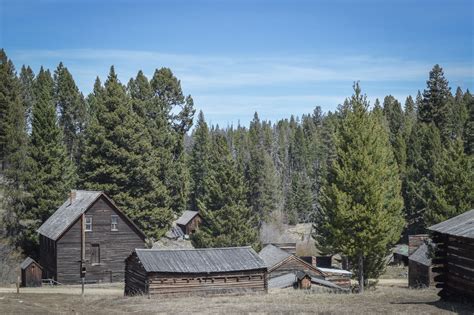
9,49,474,125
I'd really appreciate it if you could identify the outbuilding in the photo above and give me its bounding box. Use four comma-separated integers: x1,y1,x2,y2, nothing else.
20,257,43,287
125,247,267,296
408,242,433,288
175,210,202,236
429,209,474,300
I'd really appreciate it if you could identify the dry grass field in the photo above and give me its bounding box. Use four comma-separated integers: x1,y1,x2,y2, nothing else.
0,280,473,314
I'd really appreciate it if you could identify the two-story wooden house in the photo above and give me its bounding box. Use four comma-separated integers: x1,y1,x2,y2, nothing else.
37,190,146,284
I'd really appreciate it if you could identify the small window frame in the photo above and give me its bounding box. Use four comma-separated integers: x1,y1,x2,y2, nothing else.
111,215,119,231
85,215,93,232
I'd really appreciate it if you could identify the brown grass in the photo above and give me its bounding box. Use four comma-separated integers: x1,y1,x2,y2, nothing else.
1,281,473,314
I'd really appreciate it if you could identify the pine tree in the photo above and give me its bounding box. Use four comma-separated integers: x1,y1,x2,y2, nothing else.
404,122,442,234
383,95,406,172
246,112,279,223
315,83,404,292
150,68,195,213
80,67,173,239
18,65,35,133
25,67,76,253
53,62,87,162
192,133,258,248
419,65,452,140
424,139,473,225
189,111,211,211
0,51,30,251
464,91,474,154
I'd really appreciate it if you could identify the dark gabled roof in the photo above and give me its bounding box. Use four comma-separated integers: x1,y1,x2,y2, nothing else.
428,209,474,239
37,190,146,241
135,247,266,273
259,244,292,268
409,243,431,266
175,210,200,226
20,257,41,270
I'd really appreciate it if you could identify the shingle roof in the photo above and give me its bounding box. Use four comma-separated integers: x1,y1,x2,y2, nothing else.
20,257,41,270
409,243,431,266
428,209,474,239
37,190,102,240
176,210,200,226
135,247,266,273
259,244,292,268
165,225,185,239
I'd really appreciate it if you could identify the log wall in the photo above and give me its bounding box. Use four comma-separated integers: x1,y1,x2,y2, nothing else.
432,232,474,300
146,270,267,296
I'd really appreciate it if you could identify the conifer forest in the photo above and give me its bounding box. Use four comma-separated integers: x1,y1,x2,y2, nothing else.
0,49,473,283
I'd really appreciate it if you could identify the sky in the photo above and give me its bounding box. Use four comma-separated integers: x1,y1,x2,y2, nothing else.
1,0,473,126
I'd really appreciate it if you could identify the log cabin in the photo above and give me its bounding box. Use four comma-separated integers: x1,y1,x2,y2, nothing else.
124,247,267,296
37,190,146,284
20,257,42,287
429,209,474,301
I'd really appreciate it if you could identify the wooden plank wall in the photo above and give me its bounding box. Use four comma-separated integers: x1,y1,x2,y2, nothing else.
124,254,148,296
146,270,267,296
39,235,56,280
433,233,474,300
408,260,431,288
57,196,145,284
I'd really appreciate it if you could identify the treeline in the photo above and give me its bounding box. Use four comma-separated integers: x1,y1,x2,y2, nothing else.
1,49,473,262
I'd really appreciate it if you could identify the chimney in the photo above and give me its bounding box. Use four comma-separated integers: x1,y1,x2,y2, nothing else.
408,234,429,255
69,190,77,205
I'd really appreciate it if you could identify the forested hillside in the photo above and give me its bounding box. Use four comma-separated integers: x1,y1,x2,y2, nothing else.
1,49,473,265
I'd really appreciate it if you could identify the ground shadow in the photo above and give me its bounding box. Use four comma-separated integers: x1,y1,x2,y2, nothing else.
391,299,474,314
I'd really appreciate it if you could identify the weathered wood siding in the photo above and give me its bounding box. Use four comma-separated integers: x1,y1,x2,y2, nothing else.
57,196,145,284
321,273,351,289
124,253,148,296
183,215,201,235
146,270,267,296
433,233,474,300
269,256,323,279
21,262,42,287
39,235,56,280
408,261,431,288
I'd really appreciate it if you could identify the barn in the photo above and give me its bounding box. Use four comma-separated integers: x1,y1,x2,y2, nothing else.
20,257,42,287
37,190,146,284
124,247,267,296
429,209,474,300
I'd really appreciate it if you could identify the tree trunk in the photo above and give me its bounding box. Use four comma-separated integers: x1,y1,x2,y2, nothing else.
358,254,364,293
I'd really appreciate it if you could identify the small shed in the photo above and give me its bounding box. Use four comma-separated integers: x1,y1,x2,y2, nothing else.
392,244,409,266
125,247,267,296
296,271,311,289
429,209,474,300
408,242,433,288
20,257,42,287
175,210,202,236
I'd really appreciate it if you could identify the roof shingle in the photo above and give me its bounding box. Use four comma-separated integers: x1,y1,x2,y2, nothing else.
428,209,474,239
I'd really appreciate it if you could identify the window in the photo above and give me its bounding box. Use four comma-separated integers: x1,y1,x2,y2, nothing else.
111,215,118,231
85,216,92,232
91,244,100,265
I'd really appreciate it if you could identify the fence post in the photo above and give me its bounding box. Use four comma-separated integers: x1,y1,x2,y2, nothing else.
16,275,20,294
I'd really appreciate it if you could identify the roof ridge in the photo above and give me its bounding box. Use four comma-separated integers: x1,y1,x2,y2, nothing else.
137,246,253,252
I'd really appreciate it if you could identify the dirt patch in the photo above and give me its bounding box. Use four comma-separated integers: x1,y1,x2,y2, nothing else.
0,282,472,314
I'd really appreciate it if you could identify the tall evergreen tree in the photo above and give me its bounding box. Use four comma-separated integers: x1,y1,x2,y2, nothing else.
18,65,35,133
53,62,87,162
315,83,404,292
246,113,279,222
25,67,76,253
81,67,173,239
192,133,258,248
0,51,30,251
419,65,452,140
189,111,211,211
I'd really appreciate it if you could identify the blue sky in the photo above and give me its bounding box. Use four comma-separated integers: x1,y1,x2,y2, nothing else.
1,0,473,126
